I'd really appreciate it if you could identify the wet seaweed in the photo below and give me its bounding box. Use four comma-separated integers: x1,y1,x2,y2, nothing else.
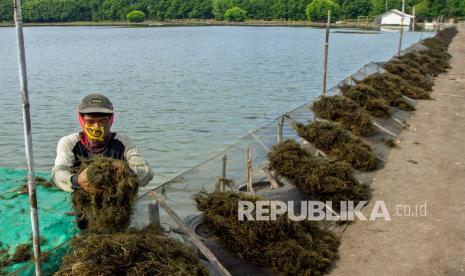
10,244,32,263
376,72,430,100
55,226,208,276
340,83,391,118
381,138,398,148
71,157,139,234
195,191,340,275
383,60,433,92
58,157,208,275
0,245,10,273
311,95,374,137
356,72,416,111
295,121,379,171
268,140,369,208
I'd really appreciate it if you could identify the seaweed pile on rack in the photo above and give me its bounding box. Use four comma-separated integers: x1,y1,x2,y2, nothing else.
56,157,207,275
55,226,208,276
372,71,430,100
268,140,369,208
311,95,374,137
294,121,379,171
339,83,391,118
356,72,416,111
383,60,433,92
195,191,340,275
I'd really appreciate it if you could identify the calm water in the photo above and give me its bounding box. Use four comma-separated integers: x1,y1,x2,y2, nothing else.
0,26,431,185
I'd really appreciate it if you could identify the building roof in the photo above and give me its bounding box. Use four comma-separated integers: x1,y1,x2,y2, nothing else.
380,9,414,18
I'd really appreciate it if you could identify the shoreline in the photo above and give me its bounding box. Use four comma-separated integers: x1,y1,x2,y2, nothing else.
0,19,409,29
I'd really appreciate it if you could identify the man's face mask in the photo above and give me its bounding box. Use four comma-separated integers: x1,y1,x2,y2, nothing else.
79,114,114,143
84,124,105,142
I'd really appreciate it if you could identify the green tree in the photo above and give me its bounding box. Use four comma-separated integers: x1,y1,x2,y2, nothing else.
126,10,145,22
212,0,233,20
22,0,86,22
305,0,340,21
341,0,372,18
247,0,273,20
0,0,13,21
224,6,246,21
370,0,402,16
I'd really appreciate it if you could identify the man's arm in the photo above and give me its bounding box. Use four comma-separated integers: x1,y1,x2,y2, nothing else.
51,134,80,192
118,134,154,186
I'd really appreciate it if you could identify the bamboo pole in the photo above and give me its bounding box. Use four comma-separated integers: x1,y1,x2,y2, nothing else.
277,115,284,143
246,146,255,195
398,0,405,55
148,191,231,276
12,0,42,275
148,202,160,229
322,10,331,97
412,6,416,32
220,154,227,191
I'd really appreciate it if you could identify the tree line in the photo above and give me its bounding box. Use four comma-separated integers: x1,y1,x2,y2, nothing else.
0,0,464,23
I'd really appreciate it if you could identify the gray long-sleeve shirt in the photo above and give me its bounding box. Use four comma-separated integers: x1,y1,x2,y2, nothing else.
51,132,154,192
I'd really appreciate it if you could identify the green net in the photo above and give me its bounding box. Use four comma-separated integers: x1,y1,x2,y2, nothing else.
0,168,78,275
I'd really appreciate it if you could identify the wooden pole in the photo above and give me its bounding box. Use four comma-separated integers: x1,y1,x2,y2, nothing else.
397,0,405,55
322,10,331,96
277,115,284,143
148,202,160,229
148,191,231,276
221,154,227,191
246,146,255,195
263,167,279,189
12,1,42,275
412,6,416,32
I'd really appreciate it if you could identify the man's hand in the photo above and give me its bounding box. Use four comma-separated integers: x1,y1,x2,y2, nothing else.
78,168,104,193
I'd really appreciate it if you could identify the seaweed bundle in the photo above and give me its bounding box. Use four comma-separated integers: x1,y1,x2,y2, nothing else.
434,27,458,45
0,243,33,274
376,71,430,100
295,121,379,171
383,60,433,92
55,226,208,276
397,52,446,77
356,72,416,111
311,95,374,137
194,191,340,275
57,157,208,275
72,157,139,233
268,140,369,208
340,83,391,118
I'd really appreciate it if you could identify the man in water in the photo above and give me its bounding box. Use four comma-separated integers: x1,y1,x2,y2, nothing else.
52,94,154,228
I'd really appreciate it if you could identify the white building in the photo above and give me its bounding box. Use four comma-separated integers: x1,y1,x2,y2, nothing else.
375,9,414,26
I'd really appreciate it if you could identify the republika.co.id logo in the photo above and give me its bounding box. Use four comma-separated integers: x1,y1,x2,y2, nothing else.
237,200,428,221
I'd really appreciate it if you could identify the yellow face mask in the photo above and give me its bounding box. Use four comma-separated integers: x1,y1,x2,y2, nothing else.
84,124,105,142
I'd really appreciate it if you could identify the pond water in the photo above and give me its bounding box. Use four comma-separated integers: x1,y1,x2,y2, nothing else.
0,26,432,185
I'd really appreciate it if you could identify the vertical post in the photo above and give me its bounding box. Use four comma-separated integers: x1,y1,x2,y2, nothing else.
246,146,255,195
365,16,368,28
12,0,42,275
148,202,160,229
385,0,388,12
322,10,331,97
221,154,227,191
412,6,416,32
277,115,284,143
397,0,405,55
